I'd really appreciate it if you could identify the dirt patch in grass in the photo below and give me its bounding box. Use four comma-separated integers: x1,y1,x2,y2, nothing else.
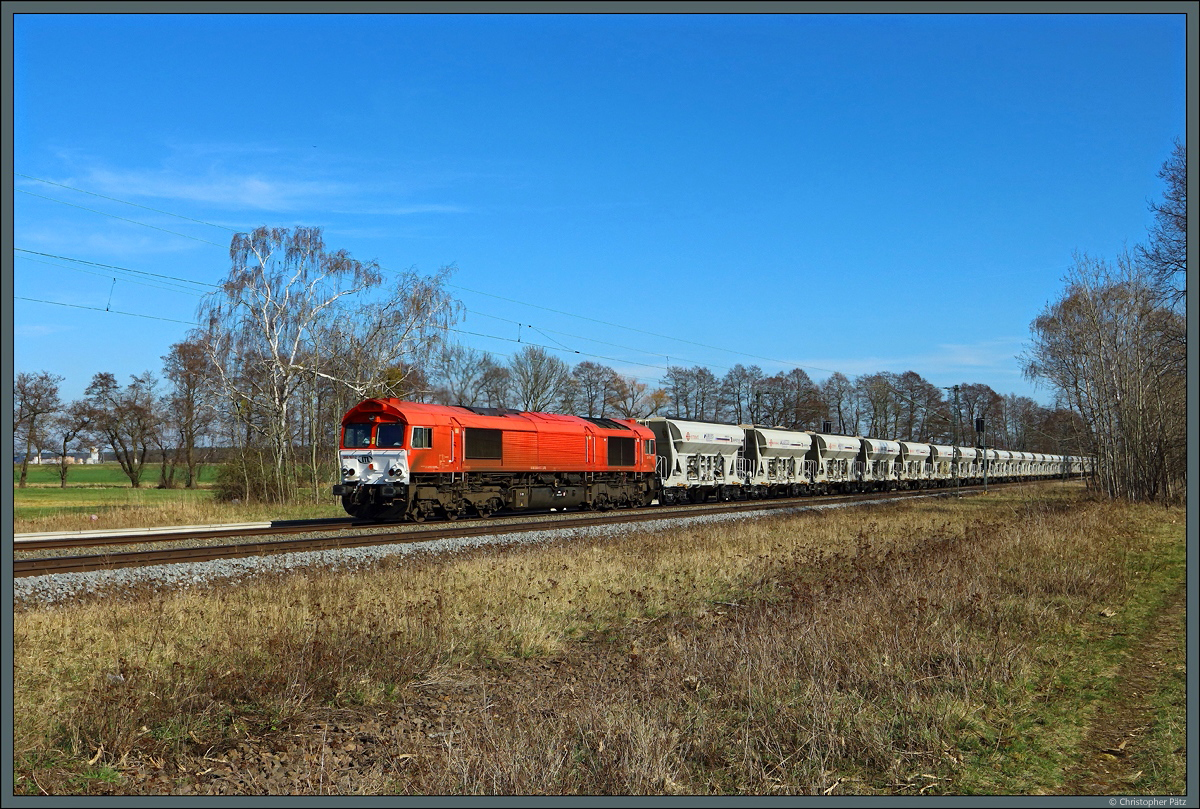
1058,582,1188,795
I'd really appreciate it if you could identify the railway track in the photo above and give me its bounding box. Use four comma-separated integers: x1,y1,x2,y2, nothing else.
11,483,1024,579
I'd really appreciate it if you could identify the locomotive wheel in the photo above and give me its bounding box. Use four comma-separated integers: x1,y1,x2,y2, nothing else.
341,494,363,518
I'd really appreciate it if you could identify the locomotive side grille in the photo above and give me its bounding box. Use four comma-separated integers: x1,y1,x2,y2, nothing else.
465,428,503,460
608,436,636,467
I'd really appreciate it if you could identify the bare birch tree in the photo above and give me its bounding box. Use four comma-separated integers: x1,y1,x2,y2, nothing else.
196,226,458,502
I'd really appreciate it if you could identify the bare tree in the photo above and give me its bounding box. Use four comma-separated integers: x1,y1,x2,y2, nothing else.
854,372,902,438
85,372,160,488
777,368,824,429
721,364,764,425
607,374,659,419
820,372,854,434
162,339,217,488
430,343,492,407
509,345,571,412
571,361,618,418
478,358,514,409
663,365,696,418
957,382,1002,444
1138,138,1185,313
50,400,93,488
14,371,63,487
692,367,721,421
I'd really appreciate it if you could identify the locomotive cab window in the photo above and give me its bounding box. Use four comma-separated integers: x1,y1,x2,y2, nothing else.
343,423,372,448
644,439,655,456
377,423,406,448
410,426,432,449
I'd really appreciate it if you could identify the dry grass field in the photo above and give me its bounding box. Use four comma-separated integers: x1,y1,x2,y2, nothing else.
12,483,1187,795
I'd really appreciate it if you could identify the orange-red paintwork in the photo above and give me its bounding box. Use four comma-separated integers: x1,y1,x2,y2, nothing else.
340,400,656,476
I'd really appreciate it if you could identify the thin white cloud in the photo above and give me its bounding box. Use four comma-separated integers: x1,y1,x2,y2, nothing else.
78,167,351,212
333,204,469,216
15,221,213,258
793,338,1029,382
13,323,74,338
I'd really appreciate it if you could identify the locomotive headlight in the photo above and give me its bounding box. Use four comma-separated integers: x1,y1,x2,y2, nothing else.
342,468,356,477
388,466,401,476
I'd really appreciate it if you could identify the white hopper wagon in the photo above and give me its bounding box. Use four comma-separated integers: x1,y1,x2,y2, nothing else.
809,433,863,491
898,441,932,486
929,444,956,481
860,438,901,488
743,426,814,496
956,446,979,480
640,417,745,504
997,449,1016,478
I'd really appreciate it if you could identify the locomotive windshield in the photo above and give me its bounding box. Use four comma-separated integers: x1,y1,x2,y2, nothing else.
343,423,372,448
376,423,405,448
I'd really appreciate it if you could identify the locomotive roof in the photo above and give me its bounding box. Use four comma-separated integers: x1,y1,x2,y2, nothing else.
343,399,651,437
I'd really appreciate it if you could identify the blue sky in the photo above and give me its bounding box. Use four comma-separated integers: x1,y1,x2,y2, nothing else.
11,11,1187,406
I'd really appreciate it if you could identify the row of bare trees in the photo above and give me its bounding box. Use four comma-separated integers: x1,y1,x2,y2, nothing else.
418,344,1084,452
424,345,666,418
1023,139,1186,504
13,340,218,490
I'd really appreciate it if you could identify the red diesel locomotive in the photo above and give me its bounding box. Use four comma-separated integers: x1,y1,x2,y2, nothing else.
332,400,658,520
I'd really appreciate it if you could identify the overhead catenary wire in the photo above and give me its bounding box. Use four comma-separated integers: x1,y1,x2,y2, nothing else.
15,174,981,398
446,281,843,376
14,248,219,289
16,296,201,326
463,307,732,374
17,189,229,248
16,252,210,297
17,177,826,377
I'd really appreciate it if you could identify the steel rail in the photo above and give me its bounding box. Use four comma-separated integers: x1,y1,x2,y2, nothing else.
13,483,1021,579
13,517,363,550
